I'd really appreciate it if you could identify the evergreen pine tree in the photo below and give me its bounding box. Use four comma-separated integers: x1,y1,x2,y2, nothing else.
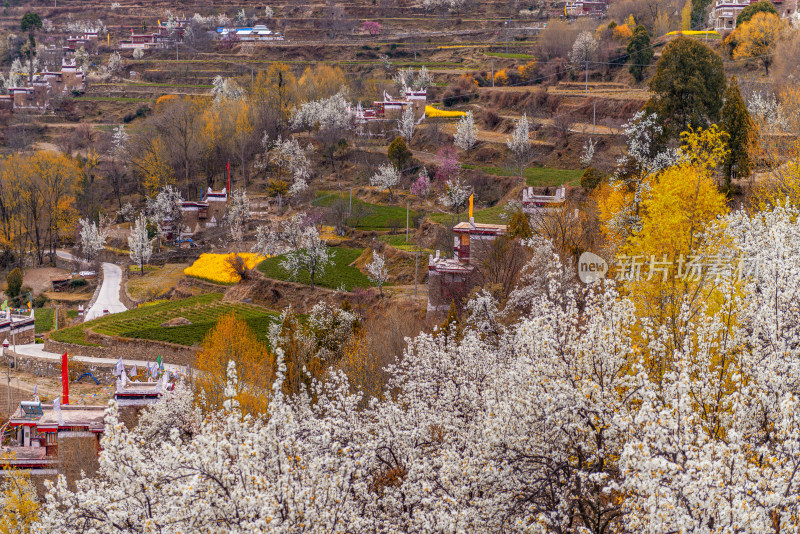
627,26,653,83
645,37,726,140
720,76,756,192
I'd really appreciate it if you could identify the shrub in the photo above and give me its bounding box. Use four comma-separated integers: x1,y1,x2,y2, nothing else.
442,75,478,107
467,171,506,206
581,167,606,192
388,137,412,171
32,293,49,308
69,277,88,288
481,108,502,129
493,69,509,86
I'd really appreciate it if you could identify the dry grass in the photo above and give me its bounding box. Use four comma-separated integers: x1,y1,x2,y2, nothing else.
127,263,189,302
42,291,93,302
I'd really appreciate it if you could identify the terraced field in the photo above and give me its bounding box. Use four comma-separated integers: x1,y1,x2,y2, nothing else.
51,294,277,347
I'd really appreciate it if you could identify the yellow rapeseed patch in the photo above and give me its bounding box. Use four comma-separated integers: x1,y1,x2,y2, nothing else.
425,105,467,118
666,30,720,37
184,253,267,284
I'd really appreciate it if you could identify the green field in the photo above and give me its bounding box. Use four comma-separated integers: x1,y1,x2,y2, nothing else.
50,293,278,347
378,234,433,253
484,52,535,59
429,204,507,225
258,247,372,291
464,165,583,187
313,192,419,230
35,308,54,334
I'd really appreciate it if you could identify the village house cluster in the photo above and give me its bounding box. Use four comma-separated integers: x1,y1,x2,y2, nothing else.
0,48,85,112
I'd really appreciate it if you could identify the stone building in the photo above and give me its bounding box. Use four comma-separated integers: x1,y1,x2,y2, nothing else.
427,218,507,314
163,187,228,238
5,50,85,112
0,310,36,345
2,373,169,488
522,185,566,215
4,401,105,487
713,0,798,30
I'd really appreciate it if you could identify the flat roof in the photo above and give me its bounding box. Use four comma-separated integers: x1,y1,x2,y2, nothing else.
10,404,106,431
452,221,507,233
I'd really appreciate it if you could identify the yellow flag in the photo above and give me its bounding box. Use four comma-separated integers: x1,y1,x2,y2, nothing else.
469,194,474,218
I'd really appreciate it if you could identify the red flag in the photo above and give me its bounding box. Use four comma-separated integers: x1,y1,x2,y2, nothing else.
61,352,69,405
226,161,230,192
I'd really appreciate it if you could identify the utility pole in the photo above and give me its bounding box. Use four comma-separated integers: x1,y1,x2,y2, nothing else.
406,201,409,242
414,249,419,297
593,100,596,134
585,59,588,94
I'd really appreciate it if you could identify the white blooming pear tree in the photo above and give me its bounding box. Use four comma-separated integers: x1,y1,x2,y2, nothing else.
370,163,400,202
506,113,532,177
146,185,184,240
366,250,388,296
252,213,312,257
397,104,415,144
454,110,478,153
34,204,800,534
128,212,152,275
279,225,331,289
225,189,250,249
439,177,471,217
78,218,107,262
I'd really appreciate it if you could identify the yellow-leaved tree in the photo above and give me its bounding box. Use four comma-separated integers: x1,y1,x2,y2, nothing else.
619,126,734,379
733,11,783,75
298,64,346,102
137,138,174,196
193,313,276,416
251,63,298,125
0,454,39,534
681,0,692,31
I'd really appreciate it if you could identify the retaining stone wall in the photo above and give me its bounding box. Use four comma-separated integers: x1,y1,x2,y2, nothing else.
44,336,197,367
2,350,117,384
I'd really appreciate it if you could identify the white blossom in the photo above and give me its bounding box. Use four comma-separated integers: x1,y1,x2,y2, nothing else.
146,185,184,236
397,104,415,143
106,51,121,75
569,31,597,67
78,218,107,262
439,177,471,214
211,75,244,103
290,91,353,131
370,163,400,201
580,137,596,167
366,250,388,296
226,189,249,248
506,113,532,176
280,225,332,289
128,212,152,273
252,214,311,256
393,66,433,91
454,110,478,152
111,124,128,157
261,135,312,194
